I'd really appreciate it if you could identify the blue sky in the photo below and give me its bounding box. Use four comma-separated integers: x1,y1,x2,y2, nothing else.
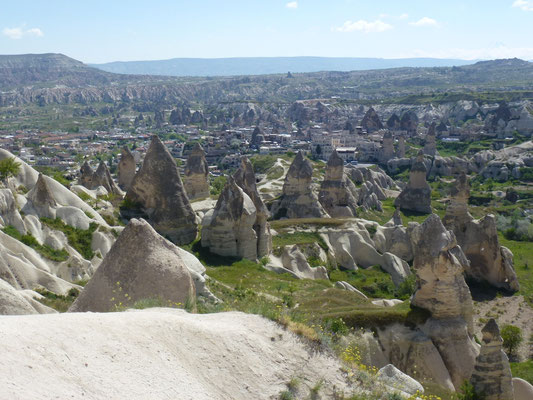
1,0,533,63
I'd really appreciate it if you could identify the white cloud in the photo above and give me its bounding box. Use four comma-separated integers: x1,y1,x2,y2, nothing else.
2,26,44,39
409,17,439,27
26,28,44,37
286,1,298,9
335,19,393,33
513,0,533,11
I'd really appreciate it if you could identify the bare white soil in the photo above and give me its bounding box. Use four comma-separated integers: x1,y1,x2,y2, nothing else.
0,309,352,400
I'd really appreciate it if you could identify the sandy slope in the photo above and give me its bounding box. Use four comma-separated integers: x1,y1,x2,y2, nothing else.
0,309,351,400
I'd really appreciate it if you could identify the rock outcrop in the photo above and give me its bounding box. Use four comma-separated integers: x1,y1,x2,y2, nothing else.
318,150,358,217
374,210,413,262
201,177,258,260
443,173,519,291
250,126,265,147
25,173,57,219
69,218,196,312
423,122,437,156
124,135,198,245
321,221,411,286
280,245,328,280
79,161,94,189
0,189,25,234
470,319,514,400
232,157,272,257
271,151,328,219
394,152,432,214
79,161,120,195
183,143,210,200
410,214,478,390
94,161,121,195
361,107,383,133
117,146,136,190
380,130,395,163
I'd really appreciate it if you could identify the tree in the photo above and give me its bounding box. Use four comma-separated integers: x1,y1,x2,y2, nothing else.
0,157,21,185
501,324,523,357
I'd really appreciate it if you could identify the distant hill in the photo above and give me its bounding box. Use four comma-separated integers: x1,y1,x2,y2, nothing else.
90,56,476,77
0,53,117,88
1,53,533,107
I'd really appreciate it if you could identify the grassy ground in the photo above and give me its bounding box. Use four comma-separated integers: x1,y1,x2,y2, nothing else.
2,225,69,262
511,360,533,385
40,218,98,259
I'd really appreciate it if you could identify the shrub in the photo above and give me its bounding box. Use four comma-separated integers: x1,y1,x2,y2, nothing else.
210,175,227,196
40,218,98,260
0,157,21,184
2,225,69,262
501,324,523,356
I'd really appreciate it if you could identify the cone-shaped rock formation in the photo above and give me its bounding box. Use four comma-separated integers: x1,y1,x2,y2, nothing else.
470,319,514,400
201,177,258,260
271,151,328,219
118,146,136,191
183,143,210,200
394,151,432,214
125,135,197,245
232,157,272,257
410,214,478,390
318,150,358,217
443,173,519,292
69,218,196,312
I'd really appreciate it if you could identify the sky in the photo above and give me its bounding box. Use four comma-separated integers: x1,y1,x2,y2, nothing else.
1,0,533,63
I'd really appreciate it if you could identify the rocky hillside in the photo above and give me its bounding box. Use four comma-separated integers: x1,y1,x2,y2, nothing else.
1,54,533,107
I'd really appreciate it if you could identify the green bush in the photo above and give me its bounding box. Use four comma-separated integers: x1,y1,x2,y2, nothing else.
2,225,69,262
250,154,277,174
501,324,523,356
210,175,227,196
40,218,97,260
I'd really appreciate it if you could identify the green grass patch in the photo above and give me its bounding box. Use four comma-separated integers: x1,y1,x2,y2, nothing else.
2,225,69,262
250,154,278,174
272,231,328,251
499,233,533,305
34,287,80,312
511,360,533,385
40,218,98,260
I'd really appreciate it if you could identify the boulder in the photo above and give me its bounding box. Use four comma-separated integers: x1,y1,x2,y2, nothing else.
443,173,519,291
271,151,328,219
69,219,196,313
0,189,26,234
377,323,455,391
334,281,368,299
24,173,57,219
377,364,424,396
202,177,258,260
394,152,432,214
232,157,272,257
321,225,410,286
183,143,210,200
280,245,328,280
513,378,533,400
124,135,198,245
117,146,136,191
470,319,514,400
410,214,478,390
318,150,358,217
